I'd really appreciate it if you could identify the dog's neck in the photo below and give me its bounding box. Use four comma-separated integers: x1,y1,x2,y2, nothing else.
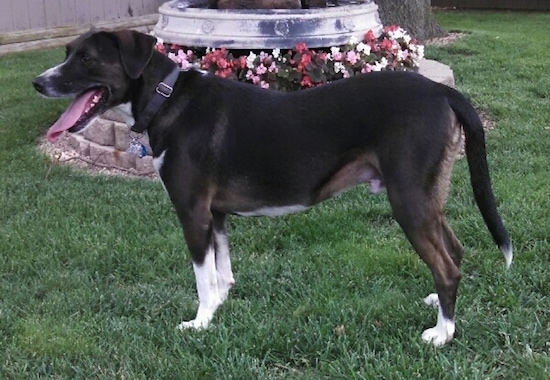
129,53,180,134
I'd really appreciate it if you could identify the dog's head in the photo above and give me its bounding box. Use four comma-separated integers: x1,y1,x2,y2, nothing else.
33,29,157,142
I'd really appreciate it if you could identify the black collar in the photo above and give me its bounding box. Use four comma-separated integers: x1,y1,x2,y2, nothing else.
130,66,180,133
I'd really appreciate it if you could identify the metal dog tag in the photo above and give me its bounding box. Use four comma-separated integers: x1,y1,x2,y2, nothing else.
127,136,147,158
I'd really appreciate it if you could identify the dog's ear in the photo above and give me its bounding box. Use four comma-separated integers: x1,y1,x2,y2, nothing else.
112,30,157,79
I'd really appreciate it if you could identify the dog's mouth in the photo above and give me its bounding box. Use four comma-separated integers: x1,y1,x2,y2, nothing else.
46,87,109,143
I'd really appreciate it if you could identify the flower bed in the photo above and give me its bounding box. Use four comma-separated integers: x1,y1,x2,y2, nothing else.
156,25,424,91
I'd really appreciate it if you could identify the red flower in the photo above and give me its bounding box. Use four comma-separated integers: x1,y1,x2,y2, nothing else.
300,75,313,88
300,53,312,66
238,56,247,69
364,30,376,42
155,43,166,54
216,68,233,78
380,38,393,51
217,58,229,69
295,41,307,53
297,53,312,72
316,52,327,62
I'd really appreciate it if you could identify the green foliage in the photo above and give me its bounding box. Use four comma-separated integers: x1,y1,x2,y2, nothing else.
1,11,549,378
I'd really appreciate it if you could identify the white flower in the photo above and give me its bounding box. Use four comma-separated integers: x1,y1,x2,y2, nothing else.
388,27,408,40
349,36,359,45
356,42,371,55
272,48,281,59
334,62,345,73
246,52,257,69
397,49,407,61
372,57,388,71
330,46,340,55
417,45,425,59
410,44,425,64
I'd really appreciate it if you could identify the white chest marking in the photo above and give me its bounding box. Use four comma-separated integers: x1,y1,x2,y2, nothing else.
111,102,135,126
235,205,308,217
153,150,168,193
153,150,167,175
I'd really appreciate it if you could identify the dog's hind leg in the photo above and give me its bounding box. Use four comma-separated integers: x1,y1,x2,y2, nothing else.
402,215,461,346
441,217,464,268
420,217,464,342
386,182,461,346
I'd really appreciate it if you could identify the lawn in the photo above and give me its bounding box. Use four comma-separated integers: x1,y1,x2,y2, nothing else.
1,10,549,379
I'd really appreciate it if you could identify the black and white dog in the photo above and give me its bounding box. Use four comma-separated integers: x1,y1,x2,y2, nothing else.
33,30,512,346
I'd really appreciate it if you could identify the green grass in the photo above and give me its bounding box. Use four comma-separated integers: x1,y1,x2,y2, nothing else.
1,10,549,378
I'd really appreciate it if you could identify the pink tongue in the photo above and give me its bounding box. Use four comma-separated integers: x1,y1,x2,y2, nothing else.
47,89,102,143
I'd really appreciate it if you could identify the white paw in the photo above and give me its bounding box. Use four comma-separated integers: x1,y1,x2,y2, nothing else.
217,280,234,303
422,326,452,347
423,293,440,308
421,293,455,346
177,319,209,331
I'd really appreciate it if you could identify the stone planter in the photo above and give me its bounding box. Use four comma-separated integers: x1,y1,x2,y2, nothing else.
153,0,383,49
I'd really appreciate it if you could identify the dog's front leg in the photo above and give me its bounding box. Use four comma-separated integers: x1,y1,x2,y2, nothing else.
153,151,227,329
179,212,234,330
176,207,223,330
178,244,222,330
212,211,235,302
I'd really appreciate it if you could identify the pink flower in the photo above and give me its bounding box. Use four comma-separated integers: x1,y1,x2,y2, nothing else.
259,51,270,63
346,50,359,65
180,60,191,70
255,63,267,75
361,64,373,73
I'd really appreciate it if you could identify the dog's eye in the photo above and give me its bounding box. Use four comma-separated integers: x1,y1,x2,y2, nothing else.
80,54,92,64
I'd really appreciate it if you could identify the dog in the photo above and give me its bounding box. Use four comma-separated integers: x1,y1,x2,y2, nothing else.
33,29,512,346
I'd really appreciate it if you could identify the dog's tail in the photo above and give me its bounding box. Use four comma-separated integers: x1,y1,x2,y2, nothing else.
446,87,513,268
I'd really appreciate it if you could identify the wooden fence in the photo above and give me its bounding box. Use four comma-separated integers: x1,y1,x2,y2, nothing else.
0,0,165,33
432,0,550,11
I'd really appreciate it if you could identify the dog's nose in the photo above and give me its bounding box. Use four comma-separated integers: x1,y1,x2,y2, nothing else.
32,77,45,94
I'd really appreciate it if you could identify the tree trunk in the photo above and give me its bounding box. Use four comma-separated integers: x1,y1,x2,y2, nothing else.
376,0,446,41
